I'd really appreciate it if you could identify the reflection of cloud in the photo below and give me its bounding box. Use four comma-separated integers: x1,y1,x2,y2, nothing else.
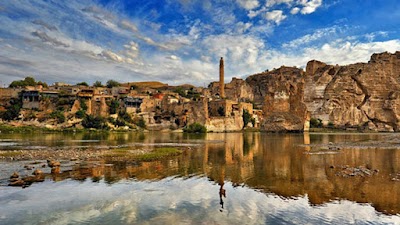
31,31,70,48
0,178,399,224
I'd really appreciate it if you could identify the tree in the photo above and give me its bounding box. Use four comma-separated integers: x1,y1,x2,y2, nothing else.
9,76,38,88
183,123,207,133
108,99,119,114
77,82,89,87
106,80,120,88
1,98,22,121
82,115,108,129
243,109,251,128
93,81,104,87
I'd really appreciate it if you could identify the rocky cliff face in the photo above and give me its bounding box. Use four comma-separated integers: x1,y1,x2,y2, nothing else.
246,66,309,132
209,78,254,101
304,51,400,131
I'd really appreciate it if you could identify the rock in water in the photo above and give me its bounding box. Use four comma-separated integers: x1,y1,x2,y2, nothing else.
10,172,19,179
9,179,24,186
32,169,43,175
47,160,61,168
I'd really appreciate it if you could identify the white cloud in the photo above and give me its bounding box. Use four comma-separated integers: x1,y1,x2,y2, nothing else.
237,0,260,10
264,10,287,24
166,55,179,60
290,7,300,14
266,0,294,7
119,20,138,33
282,26,340,48
299,0,323,14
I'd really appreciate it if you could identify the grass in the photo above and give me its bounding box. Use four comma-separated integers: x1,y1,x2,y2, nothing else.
104,147,182,161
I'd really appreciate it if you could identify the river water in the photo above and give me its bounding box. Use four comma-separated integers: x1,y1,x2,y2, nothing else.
0,132,400,224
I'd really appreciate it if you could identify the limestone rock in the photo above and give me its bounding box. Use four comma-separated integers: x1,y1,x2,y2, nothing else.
304,51,400,131
246,66,308,132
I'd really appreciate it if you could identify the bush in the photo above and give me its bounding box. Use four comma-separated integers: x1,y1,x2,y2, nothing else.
80,99,88,111
1,98,22,121
310,118,323,128
183,123,207,133
75,110,86,119
108,99,119,114
106,80,120,88
135,117,146,128
50,110,65,123
243,109,251,128
82,115,108,129
118,110,133,123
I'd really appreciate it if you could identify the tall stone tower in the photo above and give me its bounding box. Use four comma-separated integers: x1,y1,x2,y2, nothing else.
219,57,225,98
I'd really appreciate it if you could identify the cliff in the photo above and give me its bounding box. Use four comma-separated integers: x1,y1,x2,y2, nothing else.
304,51,400,131
246,66,309,132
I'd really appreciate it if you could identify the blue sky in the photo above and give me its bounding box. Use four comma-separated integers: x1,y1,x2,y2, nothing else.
0,0,399,86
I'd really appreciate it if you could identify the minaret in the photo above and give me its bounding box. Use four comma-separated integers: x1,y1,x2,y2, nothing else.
219,57,225,98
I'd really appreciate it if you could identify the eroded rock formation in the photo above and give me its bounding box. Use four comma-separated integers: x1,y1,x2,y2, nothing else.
246,66,309,132
304,52,400,131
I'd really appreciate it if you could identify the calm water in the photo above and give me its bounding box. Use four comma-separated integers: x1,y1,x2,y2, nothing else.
1,132,400,224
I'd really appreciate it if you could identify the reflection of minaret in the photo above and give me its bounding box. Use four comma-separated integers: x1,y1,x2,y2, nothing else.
219,57,225,98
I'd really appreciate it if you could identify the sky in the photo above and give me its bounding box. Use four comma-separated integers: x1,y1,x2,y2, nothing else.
0,0,400,87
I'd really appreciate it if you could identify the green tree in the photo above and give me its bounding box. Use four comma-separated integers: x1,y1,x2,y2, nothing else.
108,99,120,114
77,82,89,87
243,109,251,128
82,115,108,129
1,98,22,121
183,123,207,133
106,80,121,88
9,76,37,88
50,110,66,123
93,81,104,87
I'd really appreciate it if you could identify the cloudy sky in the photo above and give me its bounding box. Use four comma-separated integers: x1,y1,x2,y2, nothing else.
0,0,399,86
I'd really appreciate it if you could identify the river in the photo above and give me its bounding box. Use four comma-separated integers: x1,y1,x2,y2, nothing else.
0,132,399,224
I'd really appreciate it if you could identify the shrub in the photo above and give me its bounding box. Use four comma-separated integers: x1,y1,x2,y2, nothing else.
75,110,86,119
118,110,133,123
243,109,251,128
1,98,22,121
310,118,322,128
50,110,65,123
108,99,119,114
82,115,108,129
183,123,207,133
106,80,120,88
135,117,146,128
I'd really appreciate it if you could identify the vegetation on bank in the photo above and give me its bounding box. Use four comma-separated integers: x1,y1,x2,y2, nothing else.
183,123,207,133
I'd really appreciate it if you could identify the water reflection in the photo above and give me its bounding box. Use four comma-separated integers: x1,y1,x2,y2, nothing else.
1,132,400,224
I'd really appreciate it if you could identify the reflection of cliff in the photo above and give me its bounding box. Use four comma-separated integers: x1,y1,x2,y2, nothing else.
24,132,400,215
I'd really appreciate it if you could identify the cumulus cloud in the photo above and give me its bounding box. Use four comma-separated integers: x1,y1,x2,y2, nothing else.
266,0,294,7
290,7,300,14
236,0,260,10
299,0,323,14
264,10,287,24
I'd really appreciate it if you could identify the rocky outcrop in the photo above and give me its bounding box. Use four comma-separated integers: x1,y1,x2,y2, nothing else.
209,78,254,102
304,51,400,131
246,66,309,132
